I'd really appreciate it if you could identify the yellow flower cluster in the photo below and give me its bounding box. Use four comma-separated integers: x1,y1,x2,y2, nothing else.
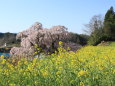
0,46,114,86
78,70,88,76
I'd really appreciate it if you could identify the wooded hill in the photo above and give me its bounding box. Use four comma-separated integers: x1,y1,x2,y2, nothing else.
0,32,20,47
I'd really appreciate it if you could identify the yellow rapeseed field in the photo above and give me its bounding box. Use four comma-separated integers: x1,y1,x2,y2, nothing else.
0,46,114,86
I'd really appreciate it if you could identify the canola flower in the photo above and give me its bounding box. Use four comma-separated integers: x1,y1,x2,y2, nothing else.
0,46,114,86
80,82,85,86
1,59,6,64
59,41,63,46
78,70,88,76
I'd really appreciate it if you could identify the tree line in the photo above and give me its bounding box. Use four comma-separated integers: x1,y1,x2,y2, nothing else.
85,6,115,45
0,32,20,47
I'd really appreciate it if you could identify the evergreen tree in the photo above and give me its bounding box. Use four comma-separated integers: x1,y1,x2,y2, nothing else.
104,6,115,40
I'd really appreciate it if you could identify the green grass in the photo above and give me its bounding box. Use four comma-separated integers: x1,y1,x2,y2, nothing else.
98,41,115,46
109,42,115,46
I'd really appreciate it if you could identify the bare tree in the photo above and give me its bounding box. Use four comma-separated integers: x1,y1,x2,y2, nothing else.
83,15,103,35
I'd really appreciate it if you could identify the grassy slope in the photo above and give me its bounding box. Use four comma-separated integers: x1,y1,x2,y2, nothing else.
109,42,115,46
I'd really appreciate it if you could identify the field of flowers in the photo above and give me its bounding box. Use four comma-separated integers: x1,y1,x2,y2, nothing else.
0,46,115,86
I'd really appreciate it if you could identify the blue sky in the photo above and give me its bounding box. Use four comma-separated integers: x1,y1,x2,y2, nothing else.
0,0,114,34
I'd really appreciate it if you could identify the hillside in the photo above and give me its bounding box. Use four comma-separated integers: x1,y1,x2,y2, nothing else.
98,41,115,46
0,32,20,53
109,42,115,46
0,32,20,47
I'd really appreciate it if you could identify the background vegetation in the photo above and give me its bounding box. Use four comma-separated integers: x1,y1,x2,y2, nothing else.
0,32,20,47
84,6,115,45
